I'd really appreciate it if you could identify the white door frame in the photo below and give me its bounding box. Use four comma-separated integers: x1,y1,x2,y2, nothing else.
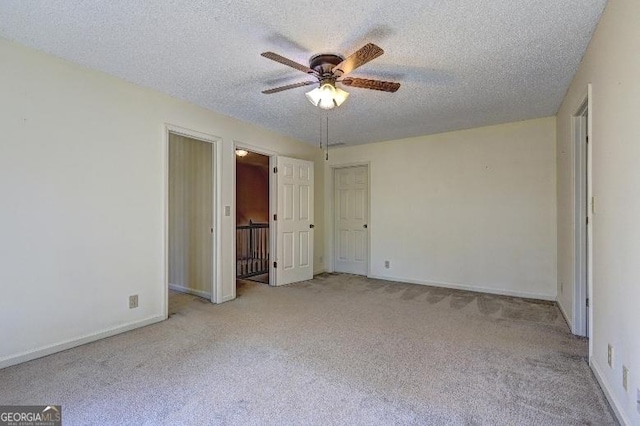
327,162,371,275
571,85,593,352
233,141,277,286
164,124,222,317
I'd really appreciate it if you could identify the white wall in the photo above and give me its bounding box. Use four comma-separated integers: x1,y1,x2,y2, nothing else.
0,38,323,367
326,117,557,300
556,0,640,423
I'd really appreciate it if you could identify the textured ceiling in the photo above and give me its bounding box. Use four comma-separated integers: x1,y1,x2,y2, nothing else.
0,0,607,146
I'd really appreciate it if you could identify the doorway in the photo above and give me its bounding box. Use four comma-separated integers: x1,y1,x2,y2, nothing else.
573,86,592,340
167,129,218,305
235,149,271,284
333,165,369,275
233,146,315,288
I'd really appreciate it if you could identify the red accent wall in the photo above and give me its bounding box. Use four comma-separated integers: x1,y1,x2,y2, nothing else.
236,162,269,225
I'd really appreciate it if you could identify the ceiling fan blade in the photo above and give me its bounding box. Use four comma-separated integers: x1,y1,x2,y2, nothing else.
261,52,317,74
262,81,317,94
332,43,384,77
340,77,400,93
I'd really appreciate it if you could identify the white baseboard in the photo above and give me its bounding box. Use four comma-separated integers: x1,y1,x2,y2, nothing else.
556,298,574,332
0,315,165,370
219,293,235,303
367,274,556,301
313,268,327,276
591,358,631,426
169,283,212,299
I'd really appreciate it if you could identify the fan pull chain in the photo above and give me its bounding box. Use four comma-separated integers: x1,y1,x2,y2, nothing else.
319,113,323,150
325,113,329,161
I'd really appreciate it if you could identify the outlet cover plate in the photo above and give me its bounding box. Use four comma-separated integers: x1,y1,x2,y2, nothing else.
129,295,139,309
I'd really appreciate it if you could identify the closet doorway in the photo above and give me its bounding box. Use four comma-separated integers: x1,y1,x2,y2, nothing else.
167,128,219,306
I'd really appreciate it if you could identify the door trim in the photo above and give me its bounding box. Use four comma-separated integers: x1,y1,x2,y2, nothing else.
586,84,593,361
164,124,221,318
328,162,371,275
571,85,593,352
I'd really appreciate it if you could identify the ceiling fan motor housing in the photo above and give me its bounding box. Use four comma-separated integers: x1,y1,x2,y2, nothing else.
309,53,344,81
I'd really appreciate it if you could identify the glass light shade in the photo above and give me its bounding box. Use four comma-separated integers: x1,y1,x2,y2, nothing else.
235,149,248,157
305,83,349,110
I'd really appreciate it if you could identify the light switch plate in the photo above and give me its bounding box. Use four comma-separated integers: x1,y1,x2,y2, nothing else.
622,366,629,391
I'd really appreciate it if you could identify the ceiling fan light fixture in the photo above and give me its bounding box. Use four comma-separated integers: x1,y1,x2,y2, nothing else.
305,82,349,110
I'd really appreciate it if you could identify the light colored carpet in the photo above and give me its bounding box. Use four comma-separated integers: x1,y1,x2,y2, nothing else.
0,273,616,425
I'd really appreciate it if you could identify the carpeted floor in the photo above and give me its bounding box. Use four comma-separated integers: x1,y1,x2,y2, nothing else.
0,274,616,425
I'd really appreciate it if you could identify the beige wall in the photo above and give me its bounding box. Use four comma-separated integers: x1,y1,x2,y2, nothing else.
0,38,324,367
326,117,557,300
556,0,640,423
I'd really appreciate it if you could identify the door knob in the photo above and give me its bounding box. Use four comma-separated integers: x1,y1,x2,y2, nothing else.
363,224,368,229
310,224,315,229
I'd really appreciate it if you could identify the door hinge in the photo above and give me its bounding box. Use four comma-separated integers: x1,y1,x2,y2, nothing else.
273,261,277,268
273,166,278,173
273,214,277,221
586,135,589,144
586,216,589,225
586,298,589,308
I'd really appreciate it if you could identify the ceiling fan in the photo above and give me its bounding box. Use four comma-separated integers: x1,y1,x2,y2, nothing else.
260,43,400,109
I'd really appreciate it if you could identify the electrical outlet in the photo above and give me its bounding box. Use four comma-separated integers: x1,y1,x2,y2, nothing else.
622,366,629,391
384,260,390,269
608,344,613,367
560,282,563,293
129,295,138,309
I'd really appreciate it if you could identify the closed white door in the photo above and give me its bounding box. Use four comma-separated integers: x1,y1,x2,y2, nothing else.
334,166,368,275
275,156,314,286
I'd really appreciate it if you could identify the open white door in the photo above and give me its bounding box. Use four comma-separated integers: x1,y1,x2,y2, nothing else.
274,156,314,286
